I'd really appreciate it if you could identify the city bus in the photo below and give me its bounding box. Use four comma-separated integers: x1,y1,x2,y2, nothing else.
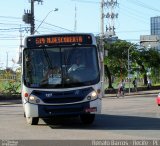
21,33,103,125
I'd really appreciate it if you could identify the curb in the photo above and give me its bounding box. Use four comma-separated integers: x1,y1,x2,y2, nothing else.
0,100,21,105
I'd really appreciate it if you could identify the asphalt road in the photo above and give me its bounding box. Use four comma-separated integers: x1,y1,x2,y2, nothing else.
0,93,160,141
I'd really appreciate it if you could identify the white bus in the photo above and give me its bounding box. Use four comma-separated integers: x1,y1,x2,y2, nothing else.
22,33,103,125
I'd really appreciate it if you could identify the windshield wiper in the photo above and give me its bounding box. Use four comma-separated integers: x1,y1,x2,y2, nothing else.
42,48,53,69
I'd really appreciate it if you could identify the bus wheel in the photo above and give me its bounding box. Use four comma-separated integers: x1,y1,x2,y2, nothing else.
80,114,95,125
26,117,39,125
24,112,26,117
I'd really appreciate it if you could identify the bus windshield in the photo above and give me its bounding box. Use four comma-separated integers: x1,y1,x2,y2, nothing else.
23,46,100,88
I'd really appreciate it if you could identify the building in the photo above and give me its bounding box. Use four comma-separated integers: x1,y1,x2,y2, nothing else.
140,35,160,50
151,16,160,35
140,16,160,50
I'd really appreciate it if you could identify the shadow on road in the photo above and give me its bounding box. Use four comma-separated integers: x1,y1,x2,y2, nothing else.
42,114,160,130
95,114,160,130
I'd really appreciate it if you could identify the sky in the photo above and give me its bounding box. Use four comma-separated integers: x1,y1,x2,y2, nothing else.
0,0,160,69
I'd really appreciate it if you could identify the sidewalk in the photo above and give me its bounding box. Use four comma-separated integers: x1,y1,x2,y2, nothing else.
104,89,160,97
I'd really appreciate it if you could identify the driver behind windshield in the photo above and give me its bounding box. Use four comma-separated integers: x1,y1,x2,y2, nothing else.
68,55,85,72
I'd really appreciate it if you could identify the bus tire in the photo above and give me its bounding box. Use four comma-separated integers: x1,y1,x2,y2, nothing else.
24,112,26,117
26,117,39,125
80,114,95,125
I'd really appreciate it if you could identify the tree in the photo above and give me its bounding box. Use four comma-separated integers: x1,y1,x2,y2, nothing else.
103,38,160,89
104,40,133,88
133,47,160,85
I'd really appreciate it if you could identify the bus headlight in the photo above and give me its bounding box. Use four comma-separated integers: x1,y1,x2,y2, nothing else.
29,95,41,104
91,91,97,97
87,91,97,100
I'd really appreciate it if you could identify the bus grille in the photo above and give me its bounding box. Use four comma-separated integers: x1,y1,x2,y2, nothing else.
31,87,93,104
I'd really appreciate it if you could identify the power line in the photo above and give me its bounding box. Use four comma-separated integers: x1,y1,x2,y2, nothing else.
0,14,75,34
128,0,160,13
0,38,19,40
119,4,149,24
0,15,21,20
35,19,75,33
117,30,149,33
0,23,26,26
71,0,99,4
36,26,65,33
0,27,29,31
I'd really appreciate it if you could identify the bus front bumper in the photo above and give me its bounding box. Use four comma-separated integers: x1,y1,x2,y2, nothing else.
24,99,101,118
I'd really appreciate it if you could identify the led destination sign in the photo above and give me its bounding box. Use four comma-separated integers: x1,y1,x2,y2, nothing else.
36,36,83,45
27,34,93,47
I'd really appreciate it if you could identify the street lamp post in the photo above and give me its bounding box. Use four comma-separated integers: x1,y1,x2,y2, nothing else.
34,8,58,33
128,47,130,94
128,44,136,94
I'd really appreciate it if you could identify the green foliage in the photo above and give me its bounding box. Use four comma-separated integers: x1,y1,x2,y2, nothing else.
2,80,20,96
104,40,134,78
104,39,160,87
0,67,21,96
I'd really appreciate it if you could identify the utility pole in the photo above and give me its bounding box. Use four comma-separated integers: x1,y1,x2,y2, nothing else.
6,52,8,69
100,0,105,96
101,0,104,39
23,0,43,35
30,0,35,34
105,0,118,37
128,44,137,94
17,25,23,65
74,4,77,32
100,0,119,95
100,0,105,55
100,0,119,54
